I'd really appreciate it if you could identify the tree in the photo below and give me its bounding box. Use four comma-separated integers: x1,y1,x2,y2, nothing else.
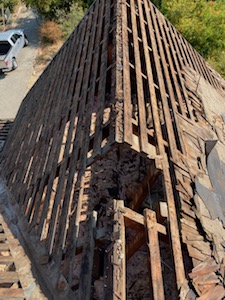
154,0,225,78
0,0,19,11
161,0,225,56
23,0,92,18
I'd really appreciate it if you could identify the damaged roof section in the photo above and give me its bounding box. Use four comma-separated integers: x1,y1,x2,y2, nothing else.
0,0,225,299
195,142,225,225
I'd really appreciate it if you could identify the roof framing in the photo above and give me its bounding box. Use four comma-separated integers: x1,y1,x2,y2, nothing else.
1,0,225,299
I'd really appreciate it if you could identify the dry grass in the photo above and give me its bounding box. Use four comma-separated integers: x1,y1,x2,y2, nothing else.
27,40,63,90
27,20,64,89
40,20,63,45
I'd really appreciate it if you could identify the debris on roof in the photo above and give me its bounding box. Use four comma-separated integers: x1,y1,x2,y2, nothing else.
0,0,225,299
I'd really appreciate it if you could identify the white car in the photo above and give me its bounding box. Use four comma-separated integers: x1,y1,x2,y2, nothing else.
0,29,28,72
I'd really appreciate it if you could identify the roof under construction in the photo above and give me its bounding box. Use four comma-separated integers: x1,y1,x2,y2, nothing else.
1,0,225,299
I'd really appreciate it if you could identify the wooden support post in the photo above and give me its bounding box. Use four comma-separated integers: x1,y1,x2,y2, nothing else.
144,209,165,300
68,174,85,287
78,211,97,300
112,200,126,300
123,206,167,235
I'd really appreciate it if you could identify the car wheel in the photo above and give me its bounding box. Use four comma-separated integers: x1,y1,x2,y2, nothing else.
24,35,29,47
12,58,18,70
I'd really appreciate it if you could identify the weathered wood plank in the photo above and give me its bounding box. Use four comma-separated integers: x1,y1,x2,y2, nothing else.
52,0,103,266
0,233,7,241
123,206,167,235
130,0,149,153
68,174,86,287
114,0,125,145
124,206,144,226
13,35,72,202
93,0,113,156
141,1,186,289
1,1,225,299
156,13,188,118
183,38,202,77
146,1,180,158
21,40,80,219
46,3,96,256
112,200,126,300
0,288,24,298
144,209,165,300
78,211,97,300
170,24,192,68
189,257,219,279
197,285,225,300
0,272,19,284
0,255,14,264
121,0,133,145
35,11,89,243
0,244,10,251
193,272,219,286
159,14,194,120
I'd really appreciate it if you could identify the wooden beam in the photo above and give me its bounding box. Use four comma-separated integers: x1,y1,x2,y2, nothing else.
0,243,10,251
121,0,133,145
0,255,14,264
0,288,24,299
68,174,86,286
123,206,167,235
124,207,145,226
78,211,97,300
0,272,19,284
112,200,126,300
130,0,149,154
144,209,165,300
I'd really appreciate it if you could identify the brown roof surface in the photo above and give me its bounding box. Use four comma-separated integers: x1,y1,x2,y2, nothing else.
1,0,225,299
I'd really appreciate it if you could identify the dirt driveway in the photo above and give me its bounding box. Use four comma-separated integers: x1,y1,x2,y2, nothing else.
0,6,40,119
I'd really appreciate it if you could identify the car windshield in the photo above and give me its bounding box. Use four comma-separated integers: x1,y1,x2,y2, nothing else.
0,41,11,55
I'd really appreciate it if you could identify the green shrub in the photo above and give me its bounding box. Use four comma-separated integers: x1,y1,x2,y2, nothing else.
58,3,84,39
208,51,225,80
152,0,225,79
1,0,19,12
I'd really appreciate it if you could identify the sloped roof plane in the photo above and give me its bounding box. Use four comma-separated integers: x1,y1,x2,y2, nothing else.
1,0,225,299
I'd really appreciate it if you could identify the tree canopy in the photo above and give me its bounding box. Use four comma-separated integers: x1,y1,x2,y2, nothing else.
0,0,19,11
152,0,225,78
23,0,92,18
23,0,225,77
